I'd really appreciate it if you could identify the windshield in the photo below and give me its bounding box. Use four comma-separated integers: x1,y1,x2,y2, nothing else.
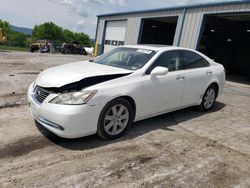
36,40,47,43
93,47,156,70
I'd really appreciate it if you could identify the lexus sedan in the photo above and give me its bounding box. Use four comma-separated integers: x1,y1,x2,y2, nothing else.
27,45,225,139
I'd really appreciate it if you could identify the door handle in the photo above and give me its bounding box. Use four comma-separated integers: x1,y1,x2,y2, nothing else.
206,70,213,75
176,75,185,80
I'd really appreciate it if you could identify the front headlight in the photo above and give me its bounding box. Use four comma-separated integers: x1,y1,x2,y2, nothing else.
49,90,97,105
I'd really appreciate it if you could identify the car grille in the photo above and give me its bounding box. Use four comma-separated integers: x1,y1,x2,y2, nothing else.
33,86,50,103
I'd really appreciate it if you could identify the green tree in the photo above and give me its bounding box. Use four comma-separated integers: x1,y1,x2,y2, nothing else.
0,19,28,47
0,19,13,44
10,32,27,47
74,32,91,46
0,20,12,34
1,20,92,48
32,22,64,42
63,29,75,43
33,21,92,46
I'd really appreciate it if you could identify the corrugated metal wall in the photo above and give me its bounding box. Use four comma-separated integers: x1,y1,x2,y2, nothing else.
179,2,250,49
96,2,250,52
96,10,182,45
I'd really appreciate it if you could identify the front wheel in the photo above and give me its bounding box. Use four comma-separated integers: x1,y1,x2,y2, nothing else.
97,98,133,140
199,85,217,111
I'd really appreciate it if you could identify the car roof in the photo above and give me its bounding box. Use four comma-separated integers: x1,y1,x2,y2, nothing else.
121,45,213,62
122,44,190,52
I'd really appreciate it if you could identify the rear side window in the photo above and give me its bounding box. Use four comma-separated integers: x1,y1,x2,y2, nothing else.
180,50,209,69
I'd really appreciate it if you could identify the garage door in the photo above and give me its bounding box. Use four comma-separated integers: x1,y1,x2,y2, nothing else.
103,20,127,53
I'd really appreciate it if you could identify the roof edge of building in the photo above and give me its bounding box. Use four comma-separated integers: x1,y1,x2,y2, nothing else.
97,0,248,18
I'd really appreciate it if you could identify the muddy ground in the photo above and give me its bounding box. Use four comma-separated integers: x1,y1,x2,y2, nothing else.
0,51,250,187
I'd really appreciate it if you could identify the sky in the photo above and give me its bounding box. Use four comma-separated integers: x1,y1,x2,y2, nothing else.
0,0,240,38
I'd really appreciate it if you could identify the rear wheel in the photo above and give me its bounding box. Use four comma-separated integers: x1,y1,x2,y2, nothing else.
199,85,217,111
65,49,71,54
97,98,133,140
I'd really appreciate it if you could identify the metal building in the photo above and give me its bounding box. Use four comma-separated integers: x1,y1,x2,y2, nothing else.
95,0,250,80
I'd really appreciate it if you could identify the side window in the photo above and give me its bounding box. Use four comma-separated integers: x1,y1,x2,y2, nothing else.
180,50,209,69
146,51,183,74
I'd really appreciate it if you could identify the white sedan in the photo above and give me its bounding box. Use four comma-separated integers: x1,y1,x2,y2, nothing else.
27,45,225,139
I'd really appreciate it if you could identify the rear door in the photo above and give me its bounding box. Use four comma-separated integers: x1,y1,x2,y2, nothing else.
179,50,212,106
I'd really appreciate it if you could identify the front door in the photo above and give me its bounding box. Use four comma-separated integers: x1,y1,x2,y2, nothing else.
137,50,185,118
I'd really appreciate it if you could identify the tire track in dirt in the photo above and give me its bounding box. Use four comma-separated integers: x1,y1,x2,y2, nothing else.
0,94,27,109
0,136,55,158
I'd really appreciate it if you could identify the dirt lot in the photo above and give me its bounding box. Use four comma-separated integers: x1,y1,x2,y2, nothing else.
0,51,250,187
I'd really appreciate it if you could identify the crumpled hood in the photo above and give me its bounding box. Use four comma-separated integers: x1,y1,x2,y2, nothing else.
35,61,132,88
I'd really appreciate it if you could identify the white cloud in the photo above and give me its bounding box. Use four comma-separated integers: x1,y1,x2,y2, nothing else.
77,19,85,25
110,0,126,6
60,0,90,17
33,13,39,18
61,0,73,5
92,0,126,6
74,4,90,17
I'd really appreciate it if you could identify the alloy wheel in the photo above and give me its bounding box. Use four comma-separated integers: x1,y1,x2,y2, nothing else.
103,104,129,135
204,88,215,109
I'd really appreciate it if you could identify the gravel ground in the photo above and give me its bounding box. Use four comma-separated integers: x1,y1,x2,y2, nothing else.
0,51,250,187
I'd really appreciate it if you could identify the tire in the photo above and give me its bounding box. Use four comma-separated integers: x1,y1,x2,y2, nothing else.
64,49,71,54
97,98,134,140
199,85,217,112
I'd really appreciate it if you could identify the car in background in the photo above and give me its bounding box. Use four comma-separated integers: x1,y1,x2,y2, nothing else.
30,39,54,53
61,41,88,55
27,45,225,139
83,46,94,55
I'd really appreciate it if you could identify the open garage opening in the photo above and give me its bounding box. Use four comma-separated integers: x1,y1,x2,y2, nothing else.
198,13,250,82
138,16,178,45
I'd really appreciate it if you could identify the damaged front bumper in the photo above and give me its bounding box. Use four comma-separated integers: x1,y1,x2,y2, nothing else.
27,83,102,138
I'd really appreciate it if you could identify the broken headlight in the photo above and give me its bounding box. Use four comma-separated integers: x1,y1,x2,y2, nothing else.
50,90,97,105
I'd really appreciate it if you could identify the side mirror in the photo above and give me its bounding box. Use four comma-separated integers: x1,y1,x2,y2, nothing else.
150,66,169,77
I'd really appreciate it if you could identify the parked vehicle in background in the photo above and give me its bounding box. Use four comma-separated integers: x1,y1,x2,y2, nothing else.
54,43,63,53
30,40,54,53
61,41,88,55
40,43,55,53
0,28,7,43
27,45,225,139
83,46,94,55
